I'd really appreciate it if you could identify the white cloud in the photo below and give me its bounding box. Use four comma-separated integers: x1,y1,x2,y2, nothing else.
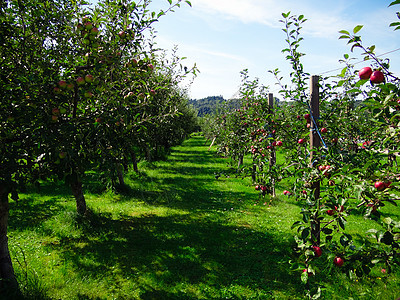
190,0,356,38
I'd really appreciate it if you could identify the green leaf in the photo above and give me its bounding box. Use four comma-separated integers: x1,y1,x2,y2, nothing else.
355,79,368,87
301,270,308,284
389,0,400,7
383,217,393,225
338,216,346,230
350,43,361,52
291,221,302,230
338,30,350,35
185,0,192,7
353,25,363,34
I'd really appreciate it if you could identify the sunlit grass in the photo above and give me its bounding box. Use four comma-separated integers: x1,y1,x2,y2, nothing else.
6,135,400,299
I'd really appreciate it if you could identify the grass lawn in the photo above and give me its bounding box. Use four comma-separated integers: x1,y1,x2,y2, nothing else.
6,134,400,299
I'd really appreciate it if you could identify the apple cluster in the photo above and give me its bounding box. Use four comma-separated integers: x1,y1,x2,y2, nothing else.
77,17,100,48
255,184,268,194
374,180,391,191
358,67,385,84
76,74,95,98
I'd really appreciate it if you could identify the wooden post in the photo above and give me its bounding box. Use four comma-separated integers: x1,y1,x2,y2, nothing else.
268,93,276,197
309,75,320,245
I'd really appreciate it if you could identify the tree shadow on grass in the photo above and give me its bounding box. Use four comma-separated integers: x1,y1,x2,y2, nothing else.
43,210,303,299
9,195,66,231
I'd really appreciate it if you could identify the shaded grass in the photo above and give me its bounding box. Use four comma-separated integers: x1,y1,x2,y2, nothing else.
5,135,400,299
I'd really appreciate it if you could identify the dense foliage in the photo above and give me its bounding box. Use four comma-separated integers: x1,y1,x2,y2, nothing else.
0,0,196,295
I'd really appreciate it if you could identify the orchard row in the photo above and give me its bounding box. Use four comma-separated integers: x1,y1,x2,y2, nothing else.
0,0,195,294
201,9,400,298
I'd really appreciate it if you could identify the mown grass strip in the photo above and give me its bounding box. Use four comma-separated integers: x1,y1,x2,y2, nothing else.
7,134,400,299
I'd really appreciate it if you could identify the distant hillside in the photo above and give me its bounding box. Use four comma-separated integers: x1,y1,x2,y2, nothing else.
189,96,240,117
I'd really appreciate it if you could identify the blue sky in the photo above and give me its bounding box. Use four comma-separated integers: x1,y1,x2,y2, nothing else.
148,0,400,99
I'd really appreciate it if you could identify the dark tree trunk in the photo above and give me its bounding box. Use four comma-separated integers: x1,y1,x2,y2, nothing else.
251,164,256,183
131,151,138,173
70,179,86,215
117,164,125,186
146,145,152,162
237,154,244,172
0,183,19,295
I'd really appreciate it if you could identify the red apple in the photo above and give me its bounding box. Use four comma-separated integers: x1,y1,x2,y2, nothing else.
150,89,156,96
66,83,74,90
374,181,385,191
76,77,86,86
147,63,154,71
326,209,335,216
333,256,344,267
276,141,283,147
358,67,372,80
255,185,260,191
84,22,93,30
52,108,60,116
331,138,338,144
58,80,67,89
320,127,327,134
118,31,126,39
298,138,306,144
84,74,94,83
90,27,99,35
304,114,311,120
370,70,385,84
131,58,138,66
261,186,268,192
313,246,322,257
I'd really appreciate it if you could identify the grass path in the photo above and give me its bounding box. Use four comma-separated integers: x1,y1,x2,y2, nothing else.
7,135,400,299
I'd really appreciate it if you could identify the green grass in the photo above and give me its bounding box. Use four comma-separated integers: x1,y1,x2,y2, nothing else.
6,135,400,299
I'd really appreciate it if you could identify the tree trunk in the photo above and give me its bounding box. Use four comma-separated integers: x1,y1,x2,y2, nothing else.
237,153,244,172
70,179,86,215
0,183,19,295
117,164,125,186
146,145,152,162
251,164,256,183
131,151,138,173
